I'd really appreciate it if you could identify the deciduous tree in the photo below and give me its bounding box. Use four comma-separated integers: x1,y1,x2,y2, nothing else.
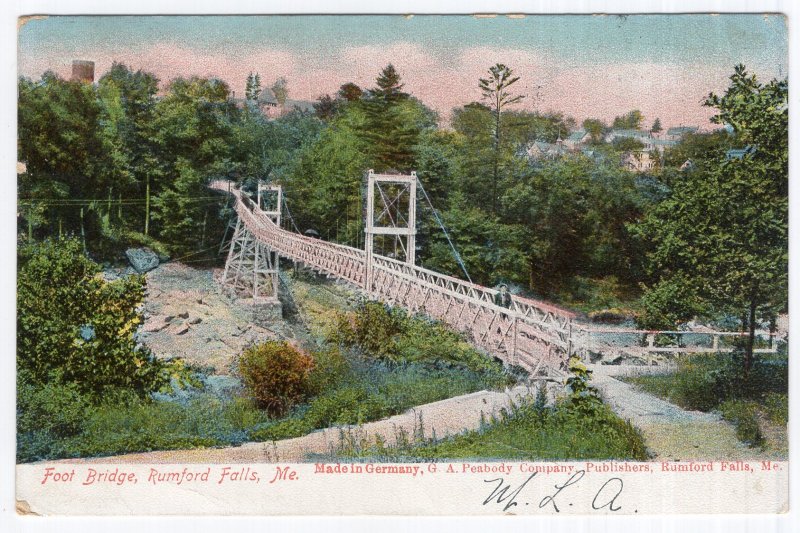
635,65,787,372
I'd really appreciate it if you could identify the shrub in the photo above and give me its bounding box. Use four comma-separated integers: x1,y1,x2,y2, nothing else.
339,390,650,461
238,341,315,416
328,301,513,389
305,386,379,427
720,400,763,447
328,301,406,360
763,393,788,426
17,392,272,462
628,352,788,413
17,238,169,400
307,345,351,395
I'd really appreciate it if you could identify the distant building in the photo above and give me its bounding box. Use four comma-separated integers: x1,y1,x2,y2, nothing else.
605,129,651,143
71,60,95,83
665,126,699,141
651,138,678,153
232,88,315,119
256,88,315,118
579,147,605,163
621,151,657,172
526,140,567,161
564,129,591,150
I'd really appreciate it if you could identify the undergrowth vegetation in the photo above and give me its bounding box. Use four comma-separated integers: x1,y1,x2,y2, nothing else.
625,352,788,448
333,358,649,461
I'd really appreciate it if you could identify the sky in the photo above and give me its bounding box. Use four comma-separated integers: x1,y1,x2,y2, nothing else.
17,14,788,128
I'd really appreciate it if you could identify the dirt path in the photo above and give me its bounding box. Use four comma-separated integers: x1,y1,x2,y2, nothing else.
590,365,784,461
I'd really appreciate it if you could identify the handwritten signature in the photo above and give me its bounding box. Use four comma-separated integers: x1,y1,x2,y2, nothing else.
483,470,623,513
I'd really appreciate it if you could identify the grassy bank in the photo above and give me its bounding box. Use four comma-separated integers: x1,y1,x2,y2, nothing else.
332,361,649,462
624,353,788,449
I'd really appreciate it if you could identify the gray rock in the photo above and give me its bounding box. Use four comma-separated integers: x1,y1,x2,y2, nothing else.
189,317,202,325
125,247,160,273
178,311,190,319
174,324,190,335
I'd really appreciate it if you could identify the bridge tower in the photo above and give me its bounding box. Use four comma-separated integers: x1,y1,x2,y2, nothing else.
364,170,417,293
221,182,282,309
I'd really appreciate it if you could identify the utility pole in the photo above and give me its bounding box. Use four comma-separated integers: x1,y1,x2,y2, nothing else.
144,174,150,236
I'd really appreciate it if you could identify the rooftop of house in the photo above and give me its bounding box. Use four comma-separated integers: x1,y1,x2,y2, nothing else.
526,140,568,157
566,130,588,142
667,126,699,136
610,129,651,138
257,88,279,105
725,145,757,159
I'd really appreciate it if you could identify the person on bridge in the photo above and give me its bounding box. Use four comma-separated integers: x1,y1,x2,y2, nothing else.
494,283,512,309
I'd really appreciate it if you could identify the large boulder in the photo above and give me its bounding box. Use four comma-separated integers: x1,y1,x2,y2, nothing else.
125,247,160,273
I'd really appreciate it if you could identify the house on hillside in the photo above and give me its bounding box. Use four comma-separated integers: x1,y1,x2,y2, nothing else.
259,88,316,117
665,125,699,141
651,138,678,153
564,130,591,150
605,128,655,149
621,150,657,172
579,147,605,163
231,88,316,118
526,139,568,161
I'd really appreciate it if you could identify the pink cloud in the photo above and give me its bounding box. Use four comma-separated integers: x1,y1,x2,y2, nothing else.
19,40,767,128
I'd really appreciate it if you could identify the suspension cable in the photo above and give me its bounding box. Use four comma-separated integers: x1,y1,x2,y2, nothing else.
415,177,473,284
281,195,302,234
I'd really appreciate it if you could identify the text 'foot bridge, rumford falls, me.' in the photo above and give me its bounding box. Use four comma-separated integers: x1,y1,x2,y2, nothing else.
210,172,782,381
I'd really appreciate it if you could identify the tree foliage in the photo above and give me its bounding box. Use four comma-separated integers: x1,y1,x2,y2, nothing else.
650,117,662,133
245,72,262,101
612,109,644,130
635,65,787,370
582,118,607,143
17,238,168,400
479,63,525,213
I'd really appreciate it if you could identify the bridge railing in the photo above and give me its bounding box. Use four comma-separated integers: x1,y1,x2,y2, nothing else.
570,325,783,362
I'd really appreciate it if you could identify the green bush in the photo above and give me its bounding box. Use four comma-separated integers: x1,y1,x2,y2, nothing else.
763,393,788,426
720,400,763,447
329,301,406,360
327,301,513,389
17,375,89,438
238,341,316,416
339,386,649,461
17,238,169,400
307,345,351,395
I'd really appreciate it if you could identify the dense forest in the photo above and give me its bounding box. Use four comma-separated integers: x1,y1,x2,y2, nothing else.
17,62,788,342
